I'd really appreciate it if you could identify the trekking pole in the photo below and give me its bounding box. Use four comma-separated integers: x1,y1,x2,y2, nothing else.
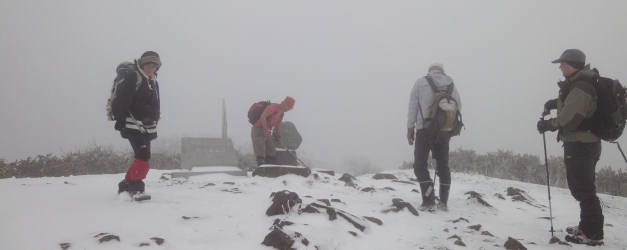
611,141,627,163
541,117,555,237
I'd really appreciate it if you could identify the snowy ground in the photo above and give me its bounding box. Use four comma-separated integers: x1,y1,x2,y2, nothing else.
1,168,626,250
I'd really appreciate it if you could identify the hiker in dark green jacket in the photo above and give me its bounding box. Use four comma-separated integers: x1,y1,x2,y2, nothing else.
538,49,604,245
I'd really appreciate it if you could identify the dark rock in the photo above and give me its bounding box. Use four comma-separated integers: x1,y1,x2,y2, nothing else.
411,189,420,193
481,231,494,237
361,187,375,192
317,199,331,206
221,188,242,193
139,242,150,247
94,233,120,244
468,224,482,231
454,239,466,247
363,216,383,226
311,203,336,220
331,199,343,203
372,173,398,180
312,173,319,179
273,219,294,229
504,237,527,250
339,173,357,187
348,231,358,237
223,182,235,185
262,228,295,250
448,235,461,241
304,195,313,198
494,193,506,200
150,237,165,245
59,242,71,250
266,190,302,216
392,180,416,185
506,187,525,196
464,191,493,208
182,216,200,220
605,223,613,227
301,238,309,246
200,183,215,188
337,212,366,232
451,217,469,223
300,204,320,214
253,166,311,178
391,198,419,216
443,228,449,232
384,187,396,191
549,236,570,246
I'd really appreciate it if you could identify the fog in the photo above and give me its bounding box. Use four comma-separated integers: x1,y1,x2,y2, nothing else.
1,0,626,170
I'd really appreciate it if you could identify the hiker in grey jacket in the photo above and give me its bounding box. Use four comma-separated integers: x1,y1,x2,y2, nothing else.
407,63,461,212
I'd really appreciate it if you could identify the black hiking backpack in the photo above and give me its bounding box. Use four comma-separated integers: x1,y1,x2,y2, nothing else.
586,69,626,141
248,101,271,124
106,61,142,121
424,76,464,136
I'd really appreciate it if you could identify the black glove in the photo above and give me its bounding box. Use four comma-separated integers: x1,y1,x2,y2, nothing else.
537,119,557,133
114,119,125,131
542,99,557,116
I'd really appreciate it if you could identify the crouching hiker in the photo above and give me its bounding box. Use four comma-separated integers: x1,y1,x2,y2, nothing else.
108,51,162,197
248,97,295,166
407,63,463,212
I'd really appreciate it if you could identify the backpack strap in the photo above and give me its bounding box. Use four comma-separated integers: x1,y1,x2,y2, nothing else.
426,75,455,94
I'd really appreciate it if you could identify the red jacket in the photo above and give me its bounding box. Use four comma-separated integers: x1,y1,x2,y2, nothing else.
253,103,285,137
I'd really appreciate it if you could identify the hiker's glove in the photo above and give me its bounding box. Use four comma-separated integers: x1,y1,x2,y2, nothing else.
537,119,557,133
542,99,557,116
114,119,125,131
407,128,415,145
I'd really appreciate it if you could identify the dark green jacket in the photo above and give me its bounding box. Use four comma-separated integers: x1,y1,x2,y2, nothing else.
549,66,600,142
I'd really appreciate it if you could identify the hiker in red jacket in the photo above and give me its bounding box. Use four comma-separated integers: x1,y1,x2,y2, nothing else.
251,97,295,166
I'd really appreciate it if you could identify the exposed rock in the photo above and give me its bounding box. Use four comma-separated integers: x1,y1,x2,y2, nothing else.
337,212,366,232
150,237,165,245
253,165,311,178
273,219,294,229
59,242,71,250
481,231,494,237
451,217,469,223
494,193,506,200
139,242,150,247
448,234,461,241
464,191,493,208
317,199,331,206
506,187,544,208
411,189,420,193
262,228,295,250
339,173,357,187
549,236,570,246
383,187,396,191
94,233,120,244
312,173,319,179
200,183,215,188
363,216,383,226
468,224,482,231
454,239,466,247
372,173,398,180
311,203,337,220
390,198,419,216
182,216,200,220
221,188,242,193
504,237,527,250
331,199,343,203
392,180,416,185
348,231,358,237
361,187,375,192
605,223,613,227
223,182,235,185
301,238,309,246
266,190,302,216
300,204,320,214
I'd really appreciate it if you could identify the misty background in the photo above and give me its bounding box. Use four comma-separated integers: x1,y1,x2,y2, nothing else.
1,0,626,171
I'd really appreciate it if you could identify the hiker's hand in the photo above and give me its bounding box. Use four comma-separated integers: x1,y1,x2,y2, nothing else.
114,119,125,131
407,128,415,145
537,119,557,133
542,99,557,116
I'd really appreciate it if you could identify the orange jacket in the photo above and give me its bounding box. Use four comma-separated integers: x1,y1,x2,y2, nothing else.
253,103,284,136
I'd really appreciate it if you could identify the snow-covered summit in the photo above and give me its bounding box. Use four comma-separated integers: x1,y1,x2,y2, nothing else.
1,169,626,250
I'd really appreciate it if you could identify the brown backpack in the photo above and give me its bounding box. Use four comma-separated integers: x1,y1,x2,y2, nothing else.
423,76,463,136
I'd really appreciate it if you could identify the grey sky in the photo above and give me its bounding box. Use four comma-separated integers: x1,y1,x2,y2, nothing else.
1,0,626,170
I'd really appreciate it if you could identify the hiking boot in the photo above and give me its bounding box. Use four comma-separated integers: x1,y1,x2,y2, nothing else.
566,225,580,235
565,230,603,246
118,180,129,194
438,184,450,212
118,180,145,195
419,182,435,211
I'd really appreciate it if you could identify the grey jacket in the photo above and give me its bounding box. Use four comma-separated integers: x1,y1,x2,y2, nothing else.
407,72,462,129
